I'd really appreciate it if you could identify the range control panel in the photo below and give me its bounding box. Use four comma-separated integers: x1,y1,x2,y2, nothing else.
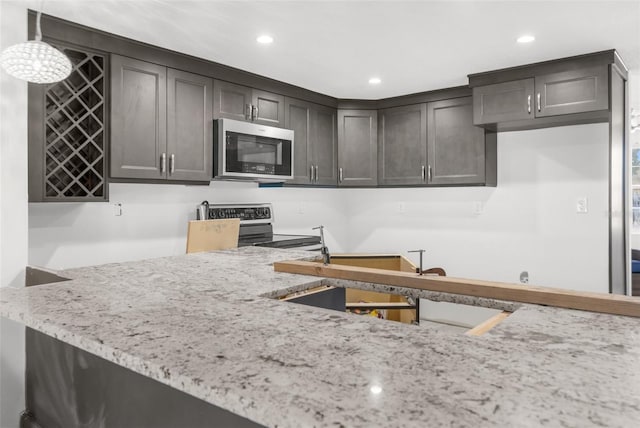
207,204,273,224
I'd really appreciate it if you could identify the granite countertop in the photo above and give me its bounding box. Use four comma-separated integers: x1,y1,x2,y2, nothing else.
2,246,640,427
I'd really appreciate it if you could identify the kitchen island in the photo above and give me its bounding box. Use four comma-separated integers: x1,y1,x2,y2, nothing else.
1,247,640,427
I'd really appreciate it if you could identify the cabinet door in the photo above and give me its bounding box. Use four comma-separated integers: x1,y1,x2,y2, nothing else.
427,97,485,185
337,109,378,187
312,105,338,186
212,80,252,122
535,65,608,117
284,98,313,184
167,69,213,181
111,55,167,179
252,89,285,127
472,79,534,125
378,104,427,186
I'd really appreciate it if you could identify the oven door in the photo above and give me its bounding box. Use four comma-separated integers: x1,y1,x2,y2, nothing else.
215,119,293,181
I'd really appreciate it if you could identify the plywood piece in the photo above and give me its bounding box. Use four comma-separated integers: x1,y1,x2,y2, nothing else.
330,255,401,271
346,302,415,310
273,260,640,318
335,255,417,323
465,311,511,336
186,219,240,254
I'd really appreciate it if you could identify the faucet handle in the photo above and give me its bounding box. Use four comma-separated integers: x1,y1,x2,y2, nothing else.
408,249,426,275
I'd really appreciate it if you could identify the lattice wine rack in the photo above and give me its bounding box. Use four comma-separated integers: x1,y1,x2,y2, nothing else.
42,45,107,200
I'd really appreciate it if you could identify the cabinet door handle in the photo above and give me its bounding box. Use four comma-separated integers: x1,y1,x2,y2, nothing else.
161,152,166,174
527,95,531,114
310,165,314,182
252,105,258,121
246,104,252,120
339,167,343,183
537,93,541,112
170,154,175,175
314,165,319,182
428,165,432,182
421,165,426,181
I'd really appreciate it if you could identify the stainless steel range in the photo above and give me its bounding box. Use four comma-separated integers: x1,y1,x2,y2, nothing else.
196,202,321,250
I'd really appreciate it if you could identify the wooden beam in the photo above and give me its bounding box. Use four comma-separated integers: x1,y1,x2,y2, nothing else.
465,311,511,336
273,260,640,318
346,302,415,310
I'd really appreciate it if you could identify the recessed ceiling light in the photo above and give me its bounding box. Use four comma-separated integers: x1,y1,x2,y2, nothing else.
256,35,273,45
368,77,382,85
517,35,535,44
370,385,382,394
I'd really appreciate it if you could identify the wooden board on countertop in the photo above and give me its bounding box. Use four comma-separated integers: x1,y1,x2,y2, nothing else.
186,219,240,254
273,260,640,318
466,311,511,336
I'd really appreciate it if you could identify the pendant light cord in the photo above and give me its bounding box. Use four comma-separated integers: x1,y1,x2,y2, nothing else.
35,11,42,41
35,0,44,41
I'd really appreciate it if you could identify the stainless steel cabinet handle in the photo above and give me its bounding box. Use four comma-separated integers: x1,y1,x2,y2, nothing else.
421,165,426,181
527,95,531,114
339,167,343,183
170,154,175,174
246,104,252,120
428,165,432,182
310,165,314,182
253,105,258,120
161,152,166,174
314,165,319,182
537,93,541,112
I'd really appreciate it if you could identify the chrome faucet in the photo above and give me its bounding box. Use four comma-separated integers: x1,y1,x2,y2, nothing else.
313,225,330,265
408,249,426,275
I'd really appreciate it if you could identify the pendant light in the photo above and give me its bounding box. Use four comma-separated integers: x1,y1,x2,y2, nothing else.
0,10,71,84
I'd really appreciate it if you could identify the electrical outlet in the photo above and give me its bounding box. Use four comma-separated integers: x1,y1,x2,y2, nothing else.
297,203,305,214
113,203,122,216
398,202,406,213
473,201,484,215
576,197,588,214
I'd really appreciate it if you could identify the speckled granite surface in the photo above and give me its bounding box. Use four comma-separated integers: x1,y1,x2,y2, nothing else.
2,247,640,427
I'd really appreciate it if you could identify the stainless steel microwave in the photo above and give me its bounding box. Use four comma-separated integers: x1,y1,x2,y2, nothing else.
214,118,294,181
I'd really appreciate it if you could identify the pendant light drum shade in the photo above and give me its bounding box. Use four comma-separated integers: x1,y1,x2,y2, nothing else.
1,40,72,84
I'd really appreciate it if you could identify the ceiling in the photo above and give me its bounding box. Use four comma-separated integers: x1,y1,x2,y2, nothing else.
33,0,640,99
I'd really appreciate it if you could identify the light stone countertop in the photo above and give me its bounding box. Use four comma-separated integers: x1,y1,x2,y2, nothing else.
2,246,640,427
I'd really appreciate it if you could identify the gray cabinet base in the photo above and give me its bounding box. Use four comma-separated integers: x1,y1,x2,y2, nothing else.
23,328,263,428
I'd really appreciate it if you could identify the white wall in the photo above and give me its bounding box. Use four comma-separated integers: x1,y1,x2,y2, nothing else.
30,124,610,295
29,181,350,269
346,124,610,294
0,2,28,427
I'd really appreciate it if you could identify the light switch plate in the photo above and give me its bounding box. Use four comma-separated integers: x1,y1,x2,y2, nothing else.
576,197,588,214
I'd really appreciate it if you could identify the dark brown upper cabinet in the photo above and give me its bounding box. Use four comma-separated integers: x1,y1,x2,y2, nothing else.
377,97,493,187
337,109,378,187
473,64,609,128
284,98,337,186
166,68,214,181
427,97,487,185
378,104,427,186
213,80,284,127
28,44,109,202
111,55,212,182
535,66,608,117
